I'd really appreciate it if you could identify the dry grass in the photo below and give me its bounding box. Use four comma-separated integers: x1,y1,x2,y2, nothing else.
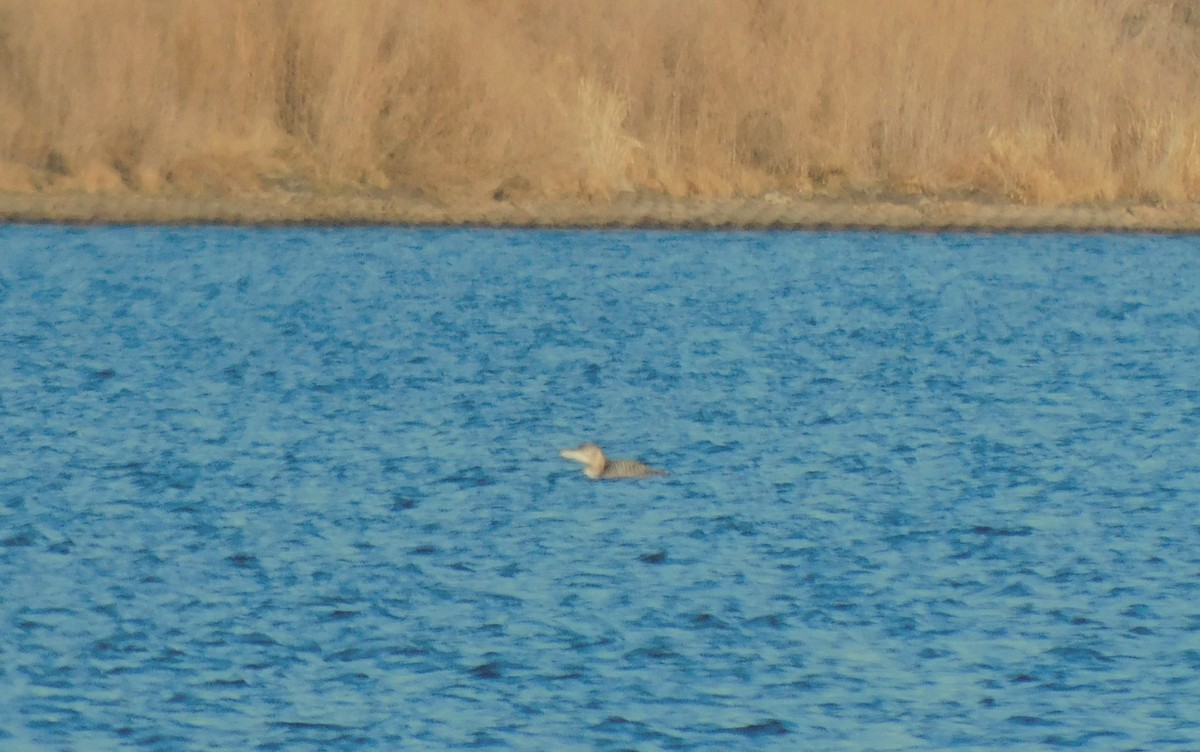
3,0,1200,204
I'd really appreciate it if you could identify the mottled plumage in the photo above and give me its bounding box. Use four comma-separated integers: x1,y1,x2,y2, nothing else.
559,443,667,480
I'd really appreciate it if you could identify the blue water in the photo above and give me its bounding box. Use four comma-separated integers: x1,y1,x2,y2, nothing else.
2,226,1198,750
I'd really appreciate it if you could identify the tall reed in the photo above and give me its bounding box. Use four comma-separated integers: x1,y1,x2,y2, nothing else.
3,0,1200,202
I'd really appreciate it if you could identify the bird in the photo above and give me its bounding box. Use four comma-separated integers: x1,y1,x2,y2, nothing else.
559,443,667,480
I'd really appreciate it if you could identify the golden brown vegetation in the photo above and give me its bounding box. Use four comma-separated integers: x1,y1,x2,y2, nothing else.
3,0,1200,204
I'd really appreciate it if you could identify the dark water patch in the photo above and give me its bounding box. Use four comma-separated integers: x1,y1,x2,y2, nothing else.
748,613,787,629
2,525,42,548
1008,715,1057,727
1096,301,1145,321
1047,609,1095,626
998,580,1034,597
726,718,790,736
438,466,495,488
205,676,250,688
80,366,118,390
1043,646,1114,668
269,720,360,736
624,638,682,663
468,660,505,679
388,492,418,511
235,632,278,648
1120,603,1156,619
226,552,259,569
689,612,730,629
592,715,638,732
1042,729,1128,748
495,561,521,577
969,525,1033,537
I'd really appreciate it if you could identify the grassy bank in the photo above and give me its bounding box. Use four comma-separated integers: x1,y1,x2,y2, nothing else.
3,0,1200,207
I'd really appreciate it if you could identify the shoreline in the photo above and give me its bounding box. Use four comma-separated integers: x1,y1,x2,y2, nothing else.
2,190,1199,233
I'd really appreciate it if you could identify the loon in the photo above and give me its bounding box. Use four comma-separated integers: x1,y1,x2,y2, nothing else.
559,443,667,480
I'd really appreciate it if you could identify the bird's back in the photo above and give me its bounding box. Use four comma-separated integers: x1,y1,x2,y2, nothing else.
600,458,668,479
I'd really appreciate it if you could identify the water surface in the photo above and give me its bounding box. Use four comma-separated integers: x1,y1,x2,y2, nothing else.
2,226,1198,750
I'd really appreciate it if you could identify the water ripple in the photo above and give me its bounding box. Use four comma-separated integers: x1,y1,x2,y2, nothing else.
1,227,1198,749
